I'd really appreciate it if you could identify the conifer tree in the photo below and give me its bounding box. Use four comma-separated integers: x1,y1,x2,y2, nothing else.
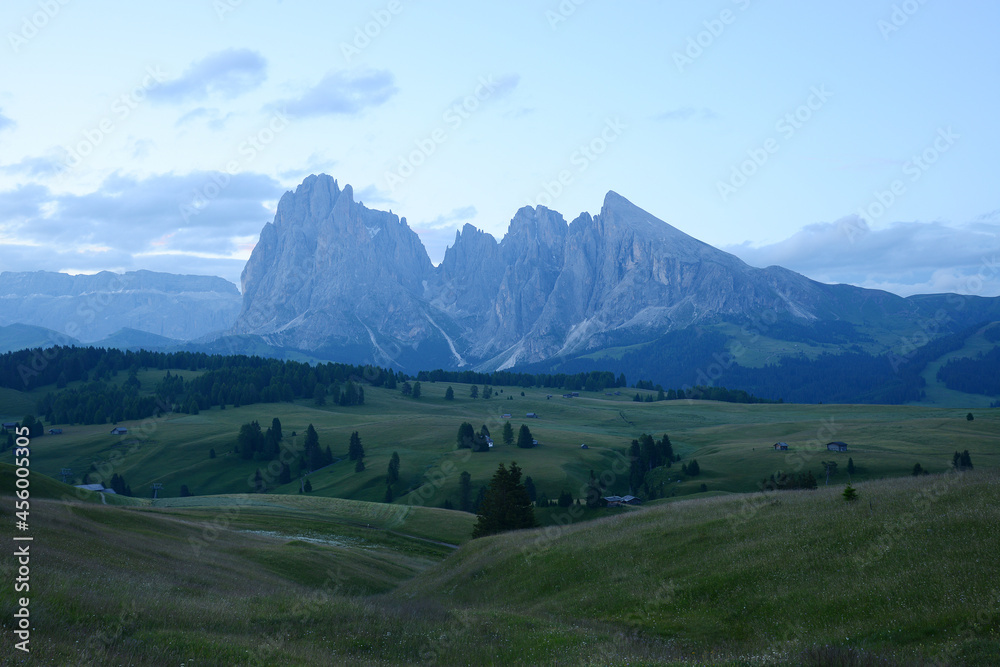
472,462,536,538
387,451,400,484
516,424,534,449
348,431,364,461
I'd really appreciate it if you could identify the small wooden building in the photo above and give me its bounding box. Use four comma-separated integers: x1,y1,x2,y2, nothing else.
774,442,788,451
826,441,848,452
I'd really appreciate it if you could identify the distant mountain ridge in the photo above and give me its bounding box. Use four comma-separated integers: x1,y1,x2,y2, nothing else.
0,269,241,343
231,174,1000,378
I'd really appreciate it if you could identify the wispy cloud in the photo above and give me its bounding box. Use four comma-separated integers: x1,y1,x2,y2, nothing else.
727,215,1000,296
654,106,718,121
175,106,237,131
420,205,478,230
0,109,14,133
0,171,284,285
0,154,65,177
275,69,397,118
149,49,267,102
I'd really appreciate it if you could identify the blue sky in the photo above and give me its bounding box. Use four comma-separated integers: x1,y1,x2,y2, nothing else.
1,0,998,296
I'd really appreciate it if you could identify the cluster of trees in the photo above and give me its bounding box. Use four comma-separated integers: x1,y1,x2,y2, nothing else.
471,462,536,538
953,450,974,471
234,420,334,487
456,422,491,451
2,347,385,425
6,415,44,437
630,385,778,404
937,347,1000,396
415,369,626,393
456,422,535,452
400,381,421,399
627,433,678,498
105,473,133,496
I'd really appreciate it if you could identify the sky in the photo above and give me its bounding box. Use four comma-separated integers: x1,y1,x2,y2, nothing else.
1,0,998,297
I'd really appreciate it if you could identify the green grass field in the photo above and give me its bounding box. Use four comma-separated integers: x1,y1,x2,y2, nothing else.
2,463,998,665
6,373,1000,522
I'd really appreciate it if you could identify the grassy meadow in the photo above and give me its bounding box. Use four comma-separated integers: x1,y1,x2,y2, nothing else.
1,464,998,665
3,366,1000,664
5,371,999,516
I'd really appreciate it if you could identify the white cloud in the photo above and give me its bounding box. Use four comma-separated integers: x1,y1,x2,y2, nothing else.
0,171,284,285
149,49,268,103
727,215,1000,296
275,69,397,117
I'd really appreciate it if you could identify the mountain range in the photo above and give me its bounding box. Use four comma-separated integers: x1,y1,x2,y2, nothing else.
4,173,999,403
231,175,1000,376
0,269,241,345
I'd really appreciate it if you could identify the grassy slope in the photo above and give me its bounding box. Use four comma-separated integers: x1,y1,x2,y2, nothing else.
12,375,1000,519
917,323,1000,408
399,470,1000,665
3,467,998,665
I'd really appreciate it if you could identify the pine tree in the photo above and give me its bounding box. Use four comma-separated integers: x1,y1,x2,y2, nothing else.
457,422,475,449
348,431,364,461
502,421,514,446
847,457,856,475
209,448,216,459
524,476,537,502
271,418,282,442
470,385,479,399
842,483,858,502
445,386,454,401
307,424,323,470
472,462,536,538
516,424,534,449
303,478,312,493
912,463,925,476
960,450,973,470
355,457,365,473
412,382,421,399
387,451,400,484
384,483,394,503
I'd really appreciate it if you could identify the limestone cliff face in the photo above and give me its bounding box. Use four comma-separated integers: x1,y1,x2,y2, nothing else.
234,174,435,363
231,174,933,369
